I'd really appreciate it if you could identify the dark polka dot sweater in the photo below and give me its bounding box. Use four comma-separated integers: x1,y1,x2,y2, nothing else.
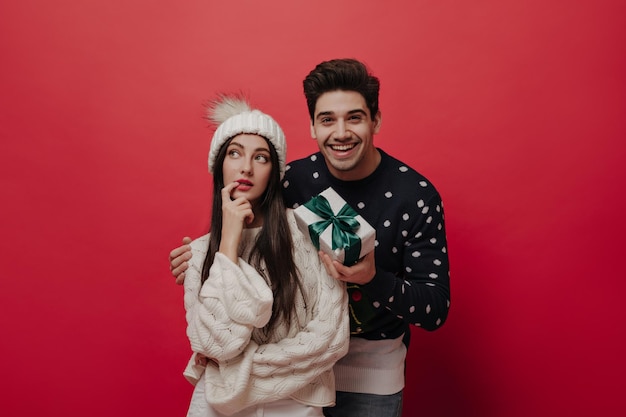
282,149,451,345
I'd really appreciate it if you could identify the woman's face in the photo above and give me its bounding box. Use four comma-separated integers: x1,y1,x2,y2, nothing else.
222,134,273,208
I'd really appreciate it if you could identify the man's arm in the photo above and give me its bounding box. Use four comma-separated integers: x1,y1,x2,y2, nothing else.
362,192,451,331
169,237,192,285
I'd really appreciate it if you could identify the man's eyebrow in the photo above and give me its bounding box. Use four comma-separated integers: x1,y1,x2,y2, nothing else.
315,109,367,119
315,110,334,119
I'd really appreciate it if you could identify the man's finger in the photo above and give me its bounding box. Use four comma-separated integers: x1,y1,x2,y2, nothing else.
171,262,188,277
170,245,191,261
170,251,191,270
319,251,339,278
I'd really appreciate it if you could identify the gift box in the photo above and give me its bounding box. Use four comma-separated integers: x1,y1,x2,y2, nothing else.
294,187,375,265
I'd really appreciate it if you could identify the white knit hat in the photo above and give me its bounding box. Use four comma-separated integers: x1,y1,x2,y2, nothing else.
207,96,287,179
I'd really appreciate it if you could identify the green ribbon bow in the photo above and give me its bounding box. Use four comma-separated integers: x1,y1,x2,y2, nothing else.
303,194,362,265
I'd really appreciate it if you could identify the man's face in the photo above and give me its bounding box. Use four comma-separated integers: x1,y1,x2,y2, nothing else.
310,90,381,181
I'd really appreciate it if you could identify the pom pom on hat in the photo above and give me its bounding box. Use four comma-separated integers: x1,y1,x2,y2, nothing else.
207,95,287,179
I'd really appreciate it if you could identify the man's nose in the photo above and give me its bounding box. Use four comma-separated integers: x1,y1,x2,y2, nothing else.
334,120,349,139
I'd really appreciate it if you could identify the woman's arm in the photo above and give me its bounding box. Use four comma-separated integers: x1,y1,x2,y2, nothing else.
200,213,350,415
184,238,273,362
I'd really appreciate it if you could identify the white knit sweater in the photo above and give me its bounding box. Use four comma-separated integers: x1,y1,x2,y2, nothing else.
183,209,349,416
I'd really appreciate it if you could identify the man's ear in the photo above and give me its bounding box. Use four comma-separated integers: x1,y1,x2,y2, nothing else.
310,121,316,139
373,111,382,134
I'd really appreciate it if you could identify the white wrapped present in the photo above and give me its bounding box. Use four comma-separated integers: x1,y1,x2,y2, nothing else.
293,187,375,265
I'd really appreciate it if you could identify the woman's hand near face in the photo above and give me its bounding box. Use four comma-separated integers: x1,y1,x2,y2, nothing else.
218,182,254,262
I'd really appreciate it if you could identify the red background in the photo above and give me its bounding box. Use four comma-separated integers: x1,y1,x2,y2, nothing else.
1,1,624,416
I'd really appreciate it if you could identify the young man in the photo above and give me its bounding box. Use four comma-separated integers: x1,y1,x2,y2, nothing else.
170,59,451,417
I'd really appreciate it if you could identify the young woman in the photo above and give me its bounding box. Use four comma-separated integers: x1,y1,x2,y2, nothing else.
182,95,349,417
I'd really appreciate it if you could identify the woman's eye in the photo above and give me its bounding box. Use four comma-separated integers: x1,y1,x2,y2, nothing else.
255,154,269,163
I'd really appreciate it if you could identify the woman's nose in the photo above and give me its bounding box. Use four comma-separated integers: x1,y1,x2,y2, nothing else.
240,160,252,174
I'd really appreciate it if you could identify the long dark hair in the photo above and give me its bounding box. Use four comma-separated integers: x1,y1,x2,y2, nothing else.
201,136,304,336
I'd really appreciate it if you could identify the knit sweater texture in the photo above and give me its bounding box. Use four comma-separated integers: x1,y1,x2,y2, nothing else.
183,209,349,416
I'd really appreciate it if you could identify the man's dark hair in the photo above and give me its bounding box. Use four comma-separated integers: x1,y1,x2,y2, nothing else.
303,58,380,121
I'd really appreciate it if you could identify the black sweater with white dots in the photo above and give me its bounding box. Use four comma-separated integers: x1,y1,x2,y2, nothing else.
282,149,451,345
